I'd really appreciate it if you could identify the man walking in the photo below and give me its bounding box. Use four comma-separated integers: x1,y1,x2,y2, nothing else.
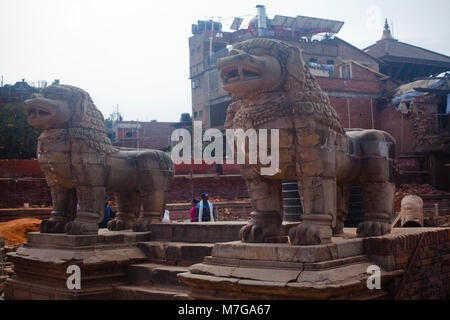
196,193,216,222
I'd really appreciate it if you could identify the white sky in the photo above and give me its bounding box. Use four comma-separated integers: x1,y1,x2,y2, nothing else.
1,0,449,122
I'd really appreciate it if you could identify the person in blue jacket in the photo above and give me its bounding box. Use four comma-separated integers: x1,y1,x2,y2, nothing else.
99,198,116,228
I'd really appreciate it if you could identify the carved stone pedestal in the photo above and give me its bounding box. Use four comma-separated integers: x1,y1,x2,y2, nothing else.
5,229,150,300
178,229,404,300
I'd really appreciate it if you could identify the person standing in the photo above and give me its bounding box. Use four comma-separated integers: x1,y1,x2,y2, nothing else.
190,199,199,222
196,193,216,222
99,199,115,228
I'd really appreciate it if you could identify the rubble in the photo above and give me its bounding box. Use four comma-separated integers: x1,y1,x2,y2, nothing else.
394,184,449,212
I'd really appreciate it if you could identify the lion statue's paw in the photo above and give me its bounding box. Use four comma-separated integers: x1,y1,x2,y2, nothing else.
133,218,152,232
289,223,332,246
107,218,133,231
357,221,391,238
40,218,69,234
65,220,99,235
240,223,265,243
239,211,282,243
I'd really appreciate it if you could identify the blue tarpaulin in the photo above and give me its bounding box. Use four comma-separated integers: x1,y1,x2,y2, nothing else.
392,74,448,106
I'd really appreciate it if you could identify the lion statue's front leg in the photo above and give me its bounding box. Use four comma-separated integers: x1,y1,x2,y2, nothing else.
239,166,283,243
65,186,105,235
41,186,77,234
107,190,139,231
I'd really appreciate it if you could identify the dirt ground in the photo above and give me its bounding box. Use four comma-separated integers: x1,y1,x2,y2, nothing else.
0,218,42,246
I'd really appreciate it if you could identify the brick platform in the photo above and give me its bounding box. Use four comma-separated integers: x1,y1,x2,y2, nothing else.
179,228,450,300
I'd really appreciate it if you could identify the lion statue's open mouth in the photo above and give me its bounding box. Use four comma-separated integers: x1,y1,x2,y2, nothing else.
25,85,174,235
218,38,397,246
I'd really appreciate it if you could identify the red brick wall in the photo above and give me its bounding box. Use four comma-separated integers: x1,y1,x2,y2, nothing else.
377,106,417,154
0,159,44,178
0,178,51,208
0,159,247,208
168,175,248,203
328,96,375,129
317,77,381,95
364,228,450,299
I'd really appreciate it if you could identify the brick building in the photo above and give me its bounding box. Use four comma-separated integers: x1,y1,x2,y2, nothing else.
110,120,190,151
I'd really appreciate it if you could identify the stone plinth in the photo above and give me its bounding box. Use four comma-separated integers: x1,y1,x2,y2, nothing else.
148,222,298,243
5,229,150,300
179,228,450,300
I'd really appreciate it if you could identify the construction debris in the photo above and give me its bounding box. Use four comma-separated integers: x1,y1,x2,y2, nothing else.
394,184,449,212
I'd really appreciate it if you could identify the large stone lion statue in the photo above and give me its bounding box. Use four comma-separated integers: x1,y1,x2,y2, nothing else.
217,38,396,245
25,85,174,235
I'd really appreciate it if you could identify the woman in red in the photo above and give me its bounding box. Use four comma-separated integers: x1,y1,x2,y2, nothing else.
190,199,199,222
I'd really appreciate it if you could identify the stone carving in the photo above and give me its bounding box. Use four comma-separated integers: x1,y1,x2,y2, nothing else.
217,38,397,245
24,85,174,235
400,195,424,227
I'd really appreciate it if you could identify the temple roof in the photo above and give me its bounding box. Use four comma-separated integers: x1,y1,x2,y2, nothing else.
364,21,450,66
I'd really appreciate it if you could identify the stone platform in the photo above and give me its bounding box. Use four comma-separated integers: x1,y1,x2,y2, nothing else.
179,228,450,300
148,221,297,243
5,229,151,300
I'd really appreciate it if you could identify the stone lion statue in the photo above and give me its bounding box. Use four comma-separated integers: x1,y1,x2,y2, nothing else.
217,38,396,245
25,85,174,235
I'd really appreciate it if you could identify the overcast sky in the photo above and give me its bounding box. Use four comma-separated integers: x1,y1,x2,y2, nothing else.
1,0,449,122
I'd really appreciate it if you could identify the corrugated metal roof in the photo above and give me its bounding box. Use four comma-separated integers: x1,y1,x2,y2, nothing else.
271,15,344,34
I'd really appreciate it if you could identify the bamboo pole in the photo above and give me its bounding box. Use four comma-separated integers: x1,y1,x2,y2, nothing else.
400,113,404,153
370,98,375,129
347,99,351,128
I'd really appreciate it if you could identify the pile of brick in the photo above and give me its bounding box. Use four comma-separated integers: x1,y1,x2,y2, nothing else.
0,245,17,300
394,184,449,212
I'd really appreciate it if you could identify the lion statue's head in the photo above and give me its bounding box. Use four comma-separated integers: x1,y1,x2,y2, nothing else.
25,84,116,154
219,38,341,131
217,38,307,97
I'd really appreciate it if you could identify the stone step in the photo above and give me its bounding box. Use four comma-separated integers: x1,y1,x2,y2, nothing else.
303,255,370,271
128,263,189,287
137,241,215,265
148,222,246,243
115,284,190,300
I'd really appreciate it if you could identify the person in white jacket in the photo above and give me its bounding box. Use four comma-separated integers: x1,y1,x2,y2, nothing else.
196,193,216,222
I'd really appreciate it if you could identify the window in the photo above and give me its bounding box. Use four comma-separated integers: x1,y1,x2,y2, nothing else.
341,63,352,79
309,58,318,63
194,111,198,119
326,60,334,65
191,79,200,89
197,46,201,53
199,110,203,119
190,49,194,56
126,131,133,138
